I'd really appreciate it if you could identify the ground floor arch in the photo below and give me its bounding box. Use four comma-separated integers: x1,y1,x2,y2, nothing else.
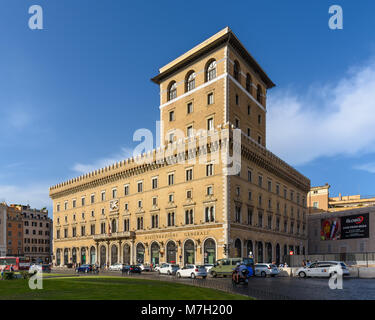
184,240,195,265
150,242,160,265
166,241,177,263
203,238,216,264
234,239,242,258
123,243,131,264
90,246,96,265
100,245,106,267
111,244,118,265
136,243,145,264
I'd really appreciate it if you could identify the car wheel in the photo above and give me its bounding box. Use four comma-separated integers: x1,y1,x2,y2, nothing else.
191,273,196,279
177,272,181,278
211,271,217,278
261,271,266,277
299,271,307,278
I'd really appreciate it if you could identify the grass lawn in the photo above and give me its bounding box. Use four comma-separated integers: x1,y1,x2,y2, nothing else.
0,276,252,300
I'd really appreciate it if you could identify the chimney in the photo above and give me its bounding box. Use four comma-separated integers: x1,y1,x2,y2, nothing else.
339,193,342,200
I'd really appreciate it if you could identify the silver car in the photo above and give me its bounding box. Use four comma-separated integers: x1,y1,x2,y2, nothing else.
254,263,280,277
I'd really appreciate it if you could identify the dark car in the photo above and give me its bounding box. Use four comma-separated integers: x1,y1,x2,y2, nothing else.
41,264,51,273
76,264,93,273
122,265,141,275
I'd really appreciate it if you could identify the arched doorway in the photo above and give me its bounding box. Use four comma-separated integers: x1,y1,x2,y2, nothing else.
123,243,130,265
266,242,272,263
100,245,106,267
150,242,160,265
136,243,145,264
184,240,195,265
81,247,86,264
72,248,77,264
246,240,253,257
166,241,177,263
90,246,96,265
257,242,263,263
56,249,61,266
234,239,242,258
204,238,216,264
276,244,281,265
111,245,118,265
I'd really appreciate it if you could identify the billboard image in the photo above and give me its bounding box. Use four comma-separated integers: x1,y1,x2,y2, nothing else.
321,217,341,240
321,213,369,240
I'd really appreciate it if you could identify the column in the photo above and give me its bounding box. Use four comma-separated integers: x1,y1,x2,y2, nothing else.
106,241,110,267
118,240,122,263
96,242,99,265
130,240,135,265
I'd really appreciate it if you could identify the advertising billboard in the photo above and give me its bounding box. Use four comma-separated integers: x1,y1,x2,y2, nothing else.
321,213,369,240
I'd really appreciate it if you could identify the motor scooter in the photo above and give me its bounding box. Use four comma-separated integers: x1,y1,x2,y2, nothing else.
232,268,249,285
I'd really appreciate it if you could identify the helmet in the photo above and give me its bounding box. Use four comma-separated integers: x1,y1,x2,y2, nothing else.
236,262,241,266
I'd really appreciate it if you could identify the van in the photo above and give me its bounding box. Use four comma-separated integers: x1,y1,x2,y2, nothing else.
209,257,254,277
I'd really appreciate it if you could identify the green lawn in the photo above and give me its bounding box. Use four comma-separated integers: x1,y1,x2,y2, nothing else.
0,276,251,300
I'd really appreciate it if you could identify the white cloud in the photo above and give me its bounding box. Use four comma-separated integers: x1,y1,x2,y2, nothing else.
72,147,134,174
354,162,375,174
0,183,51,212
267,58,375,166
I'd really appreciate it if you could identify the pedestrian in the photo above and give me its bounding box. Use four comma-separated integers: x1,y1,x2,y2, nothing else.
1,267,4,280
302,259,306,267
10,264,14,272
284,262,288,268
306,260,311,267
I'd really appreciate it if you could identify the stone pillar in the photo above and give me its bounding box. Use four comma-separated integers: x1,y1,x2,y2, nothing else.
118,240,122,263
95,242,99,265
130,240,135,265
106,241,110,267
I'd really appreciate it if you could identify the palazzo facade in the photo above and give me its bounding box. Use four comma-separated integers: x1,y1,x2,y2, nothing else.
50,27,310,267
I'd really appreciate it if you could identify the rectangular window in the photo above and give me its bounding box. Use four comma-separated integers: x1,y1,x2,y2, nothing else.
72,199,76,208
124,185,129,196
235,118,240,128
167,212,175,227
64,202,68,210
186,168,193,181
169,110,175,122
247,128,251,137
90,224,95,235
185,210,194,224
268,180,272,192
187,126,193,138
187,102,193,114
186,190,192,199
206,163,213,176
101,191,105,201
168,132,174,143
207,93,214,105
152,197,157,206
276,185,280,195
138,200,142,208
247,105,251,115
235,94,239,105
168,173,174,186
258,212,263,228
207,118,214,131
168,194,174,203
258,136,262,144
247,208,253,225
57,204,60,212
112,188,117,199
248,170,252,182
152,177,158,189
258,176,263,188
207,186,213,195
91,194,95,204
81,197,85,206
235,206,241,223
137,181,143,193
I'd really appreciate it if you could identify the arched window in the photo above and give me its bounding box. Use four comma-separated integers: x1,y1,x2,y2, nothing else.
166,241,177,263
266,242,272,263
111,219,117,233
246,240,253,258
136,243,145,264
184,240,195,265
234,239,242,258
233,60,240,81
246,73,252,93
56,249,61,266
257,242,263,263
204,238,216,264
186,71,195,92
257,85,262,103
64,248,69,265
168,81,177,101
111,245,118,265
81,247,86,264
100,245,106,267
276,243,280,265
71,247,77,263
206,60,217,82
150,242,160,265
123,243,130,265
90,246,96,265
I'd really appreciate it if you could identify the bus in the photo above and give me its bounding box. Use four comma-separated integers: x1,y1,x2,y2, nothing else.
0,257,31,271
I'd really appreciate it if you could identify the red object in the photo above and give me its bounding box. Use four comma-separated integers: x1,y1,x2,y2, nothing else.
289,251,294,255
268,266,271,269
195,268,198,272
0,257,30,271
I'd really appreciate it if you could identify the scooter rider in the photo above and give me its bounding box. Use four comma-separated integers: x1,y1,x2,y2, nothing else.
233,262,248,283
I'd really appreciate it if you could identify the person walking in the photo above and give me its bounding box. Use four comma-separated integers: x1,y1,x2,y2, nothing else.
1,267,4,280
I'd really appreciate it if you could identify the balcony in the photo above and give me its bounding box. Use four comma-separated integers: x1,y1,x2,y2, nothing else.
93,231,135,241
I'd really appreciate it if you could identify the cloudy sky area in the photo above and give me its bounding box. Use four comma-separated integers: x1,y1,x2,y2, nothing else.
1,0,375,215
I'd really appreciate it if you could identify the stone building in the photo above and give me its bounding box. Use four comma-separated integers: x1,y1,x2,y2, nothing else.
6,205,23,256
0,203,6,256
50,27,310,267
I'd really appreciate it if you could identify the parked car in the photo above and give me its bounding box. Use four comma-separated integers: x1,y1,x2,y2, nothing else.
158,263,180,275
204,264,214,273
41,264,51,273
122,265,141,274
296,261,350,278
153,264,160,272
254,263,280,277
176,265,207,279
210,258,254,278
109,263,124,271
75,264,93,273
138,264,151,272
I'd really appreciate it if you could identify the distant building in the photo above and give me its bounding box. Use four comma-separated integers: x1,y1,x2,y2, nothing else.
0,203,7,256
6,205,23,256
14,205,52,263
308,206,373,254
307,183,375,213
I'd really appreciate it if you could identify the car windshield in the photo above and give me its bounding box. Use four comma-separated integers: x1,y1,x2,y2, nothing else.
340,262,347,268
172,264,179,268
196,265,205,269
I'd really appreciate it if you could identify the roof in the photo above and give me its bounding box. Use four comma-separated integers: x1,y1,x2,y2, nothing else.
151,27,275,89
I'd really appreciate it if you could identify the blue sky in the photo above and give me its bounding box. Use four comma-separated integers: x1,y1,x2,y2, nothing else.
1,0,375,214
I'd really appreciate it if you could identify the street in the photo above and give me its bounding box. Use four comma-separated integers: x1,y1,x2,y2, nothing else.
50,268,375,300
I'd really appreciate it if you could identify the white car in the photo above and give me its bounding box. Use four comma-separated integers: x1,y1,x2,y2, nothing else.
204,264,214,273
153,265,160,272
297,261,350,278
137,264,152,272
158,263,180,275
109,263,124,271
254,263,280,277
176,265,207,279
